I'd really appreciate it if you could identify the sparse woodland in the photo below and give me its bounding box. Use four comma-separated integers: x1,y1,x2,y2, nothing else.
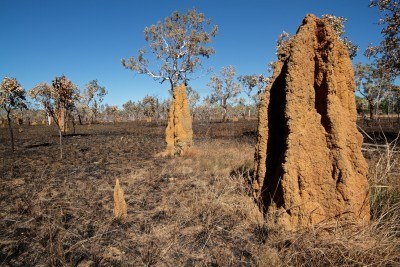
1,1,400,266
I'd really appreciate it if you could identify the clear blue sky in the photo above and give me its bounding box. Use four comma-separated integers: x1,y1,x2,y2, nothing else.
1,0,382,106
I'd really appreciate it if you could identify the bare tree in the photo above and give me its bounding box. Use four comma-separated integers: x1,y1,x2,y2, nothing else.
0,77,27,151
208,66,242,121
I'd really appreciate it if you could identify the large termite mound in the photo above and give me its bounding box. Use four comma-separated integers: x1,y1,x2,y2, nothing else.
165,84,193,156
253,14,370,230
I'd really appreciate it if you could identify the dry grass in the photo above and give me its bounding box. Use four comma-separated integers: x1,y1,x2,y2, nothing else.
123,140,268,265
0,122,399,266
127,138,400,266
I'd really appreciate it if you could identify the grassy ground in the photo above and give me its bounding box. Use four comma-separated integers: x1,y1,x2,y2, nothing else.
0,120,399,266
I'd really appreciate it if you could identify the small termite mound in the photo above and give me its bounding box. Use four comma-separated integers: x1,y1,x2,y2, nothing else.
253,14,370,230
113,179,127,223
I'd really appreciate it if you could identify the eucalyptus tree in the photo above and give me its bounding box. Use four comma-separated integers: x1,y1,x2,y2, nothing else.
122,9,218,91
196,96,215,121
367,0,400,77
158,99,171,120
123,100,141,121
122,8,217,152
208,66,242,121
186,86,200,110
186,86,200,119
0,77,27,151
84,79,107,123
355,62,394,120
141,95,159,119
104,105,119,123
237,75,268,119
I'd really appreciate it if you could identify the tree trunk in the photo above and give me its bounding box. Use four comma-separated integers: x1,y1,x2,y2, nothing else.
53,113,64,159
222,107,228,122
369,101,375,120
92,112,97,124
71,116,76,134
58,129,63,159
78,114,83,125
6,111,14,152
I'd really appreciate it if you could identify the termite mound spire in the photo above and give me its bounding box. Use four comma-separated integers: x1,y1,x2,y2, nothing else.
253,14,370,230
